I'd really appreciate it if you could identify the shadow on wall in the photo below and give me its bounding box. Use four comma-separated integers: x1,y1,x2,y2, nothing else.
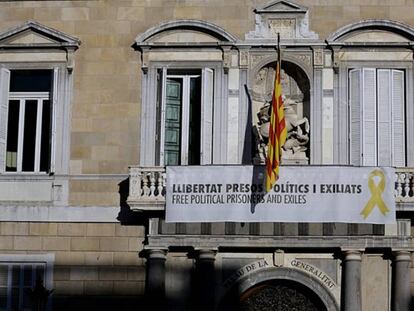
52,265,144,310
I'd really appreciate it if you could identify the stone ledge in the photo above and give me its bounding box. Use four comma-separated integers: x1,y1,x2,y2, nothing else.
147,234,413,250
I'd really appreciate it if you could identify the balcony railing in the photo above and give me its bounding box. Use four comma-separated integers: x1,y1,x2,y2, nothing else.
127,166,414,211
127,166,166,211
395,168,414,203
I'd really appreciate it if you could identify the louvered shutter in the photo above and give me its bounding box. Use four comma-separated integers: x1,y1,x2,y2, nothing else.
0,68,10,173
377,69,392,166
49,68,59,173
349,69,362,165
362,68,377,166
391,69,405,167
200,68,214,164
158,68,167,165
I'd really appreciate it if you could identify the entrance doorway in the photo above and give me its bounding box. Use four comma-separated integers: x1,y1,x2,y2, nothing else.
239,280,327,311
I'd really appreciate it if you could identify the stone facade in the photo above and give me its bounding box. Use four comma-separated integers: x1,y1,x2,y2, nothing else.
0,0,413,310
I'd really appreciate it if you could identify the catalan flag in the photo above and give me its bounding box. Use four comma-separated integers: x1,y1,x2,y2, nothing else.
265,45,287,192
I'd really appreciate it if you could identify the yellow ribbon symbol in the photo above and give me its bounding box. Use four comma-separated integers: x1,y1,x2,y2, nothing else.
361,169,389,219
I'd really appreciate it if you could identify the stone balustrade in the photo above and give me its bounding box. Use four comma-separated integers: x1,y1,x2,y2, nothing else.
395,168,414,203
127,166,166,211
127,166,414,210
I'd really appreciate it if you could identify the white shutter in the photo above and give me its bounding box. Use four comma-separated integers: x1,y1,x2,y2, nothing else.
349,69,362,165
391,69,405,167
377,69,392,166
201,68,214,164
0,68,10,173
158,68,167,165
362,68,377,166
49,68,59,173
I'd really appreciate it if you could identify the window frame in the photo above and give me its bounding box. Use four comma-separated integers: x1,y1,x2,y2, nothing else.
140,61,227,166
0,254,54,311
161,73,202,165
335,60,414,166
7,91,51,173
0,64,68,176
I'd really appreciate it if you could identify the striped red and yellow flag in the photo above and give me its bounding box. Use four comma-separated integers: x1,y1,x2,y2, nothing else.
265,59,287,192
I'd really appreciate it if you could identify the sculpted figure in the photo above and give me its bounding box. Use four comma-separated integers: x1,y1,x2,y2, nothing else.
252,65,309,164
282,96,310,155
254,95,309,163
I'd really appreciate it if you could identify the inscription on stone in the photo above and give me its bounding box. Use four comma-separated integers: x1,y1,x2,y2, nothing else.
290,259,336,290
223,259,269,289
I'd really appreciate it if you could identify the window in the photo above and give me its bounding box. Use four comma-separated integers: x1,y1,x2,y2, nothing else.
0,68,58,173
157,68,214,166
349,68,405,166
0,262,46,311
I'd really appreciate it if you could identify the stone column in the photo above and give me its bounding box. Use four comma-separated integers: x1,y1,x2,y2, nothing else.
195,249,217,311
145,249,167,310
392,251,412,311
342,250,362,311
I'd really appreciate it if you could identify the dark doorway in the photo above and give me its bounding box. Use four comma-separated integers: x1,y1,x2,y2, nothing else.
238,279,327,311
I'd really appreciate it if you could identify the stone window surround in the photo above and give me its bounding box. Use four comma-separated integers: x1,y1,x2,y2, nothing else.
326,19,414,166
0,21,80,206
0,62,73,206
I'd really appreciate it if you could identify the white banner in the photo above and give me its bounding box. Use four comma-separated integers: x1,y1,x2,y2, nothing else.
165,166,396,224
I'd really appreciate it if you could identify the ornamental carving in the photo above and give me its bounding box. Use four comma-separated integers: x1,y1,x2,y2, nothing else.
239,50,249,67
245,1,318,40
290,54,312,68
313,49,324,66
250,54,272,70
268,18,296,38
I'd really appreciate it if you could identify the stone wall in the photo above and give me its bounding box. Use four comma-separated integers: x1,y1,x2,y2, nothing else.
0,222,145,308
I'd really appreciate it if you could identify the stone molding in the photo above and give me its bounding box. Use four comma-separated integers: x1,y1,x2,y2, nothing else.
392,250,412,262
0,20,80,49
327,19,414,43
135,19,238,45
342,250,363,262
196,249,217,261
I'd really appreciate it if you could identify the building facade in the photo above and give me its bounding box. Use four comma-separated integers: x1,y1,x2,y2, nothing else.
0,0,413,310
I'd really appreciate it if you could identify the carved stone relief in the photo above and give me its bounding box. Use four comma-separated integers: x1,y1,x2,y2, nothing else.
239,50,249,67
245,1,318,40
252,62,310,164
313,48,324,66
268,18,296,38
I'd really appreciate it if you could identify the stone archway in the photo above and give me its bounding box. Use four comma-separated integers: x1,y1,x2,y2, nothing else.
218,267,339,311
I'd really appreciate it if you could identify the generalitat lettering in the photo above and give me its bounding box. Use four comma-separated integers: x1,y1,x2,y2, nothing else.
290,259,335,289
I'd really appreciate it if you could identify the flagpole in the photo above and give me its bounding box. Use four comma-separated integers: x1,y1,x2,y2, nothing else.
277,32,280,68
265,32,287,192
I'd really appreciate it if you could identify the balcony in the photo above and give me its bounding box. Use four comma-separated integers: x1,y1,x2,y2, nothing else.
127,166,414,211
